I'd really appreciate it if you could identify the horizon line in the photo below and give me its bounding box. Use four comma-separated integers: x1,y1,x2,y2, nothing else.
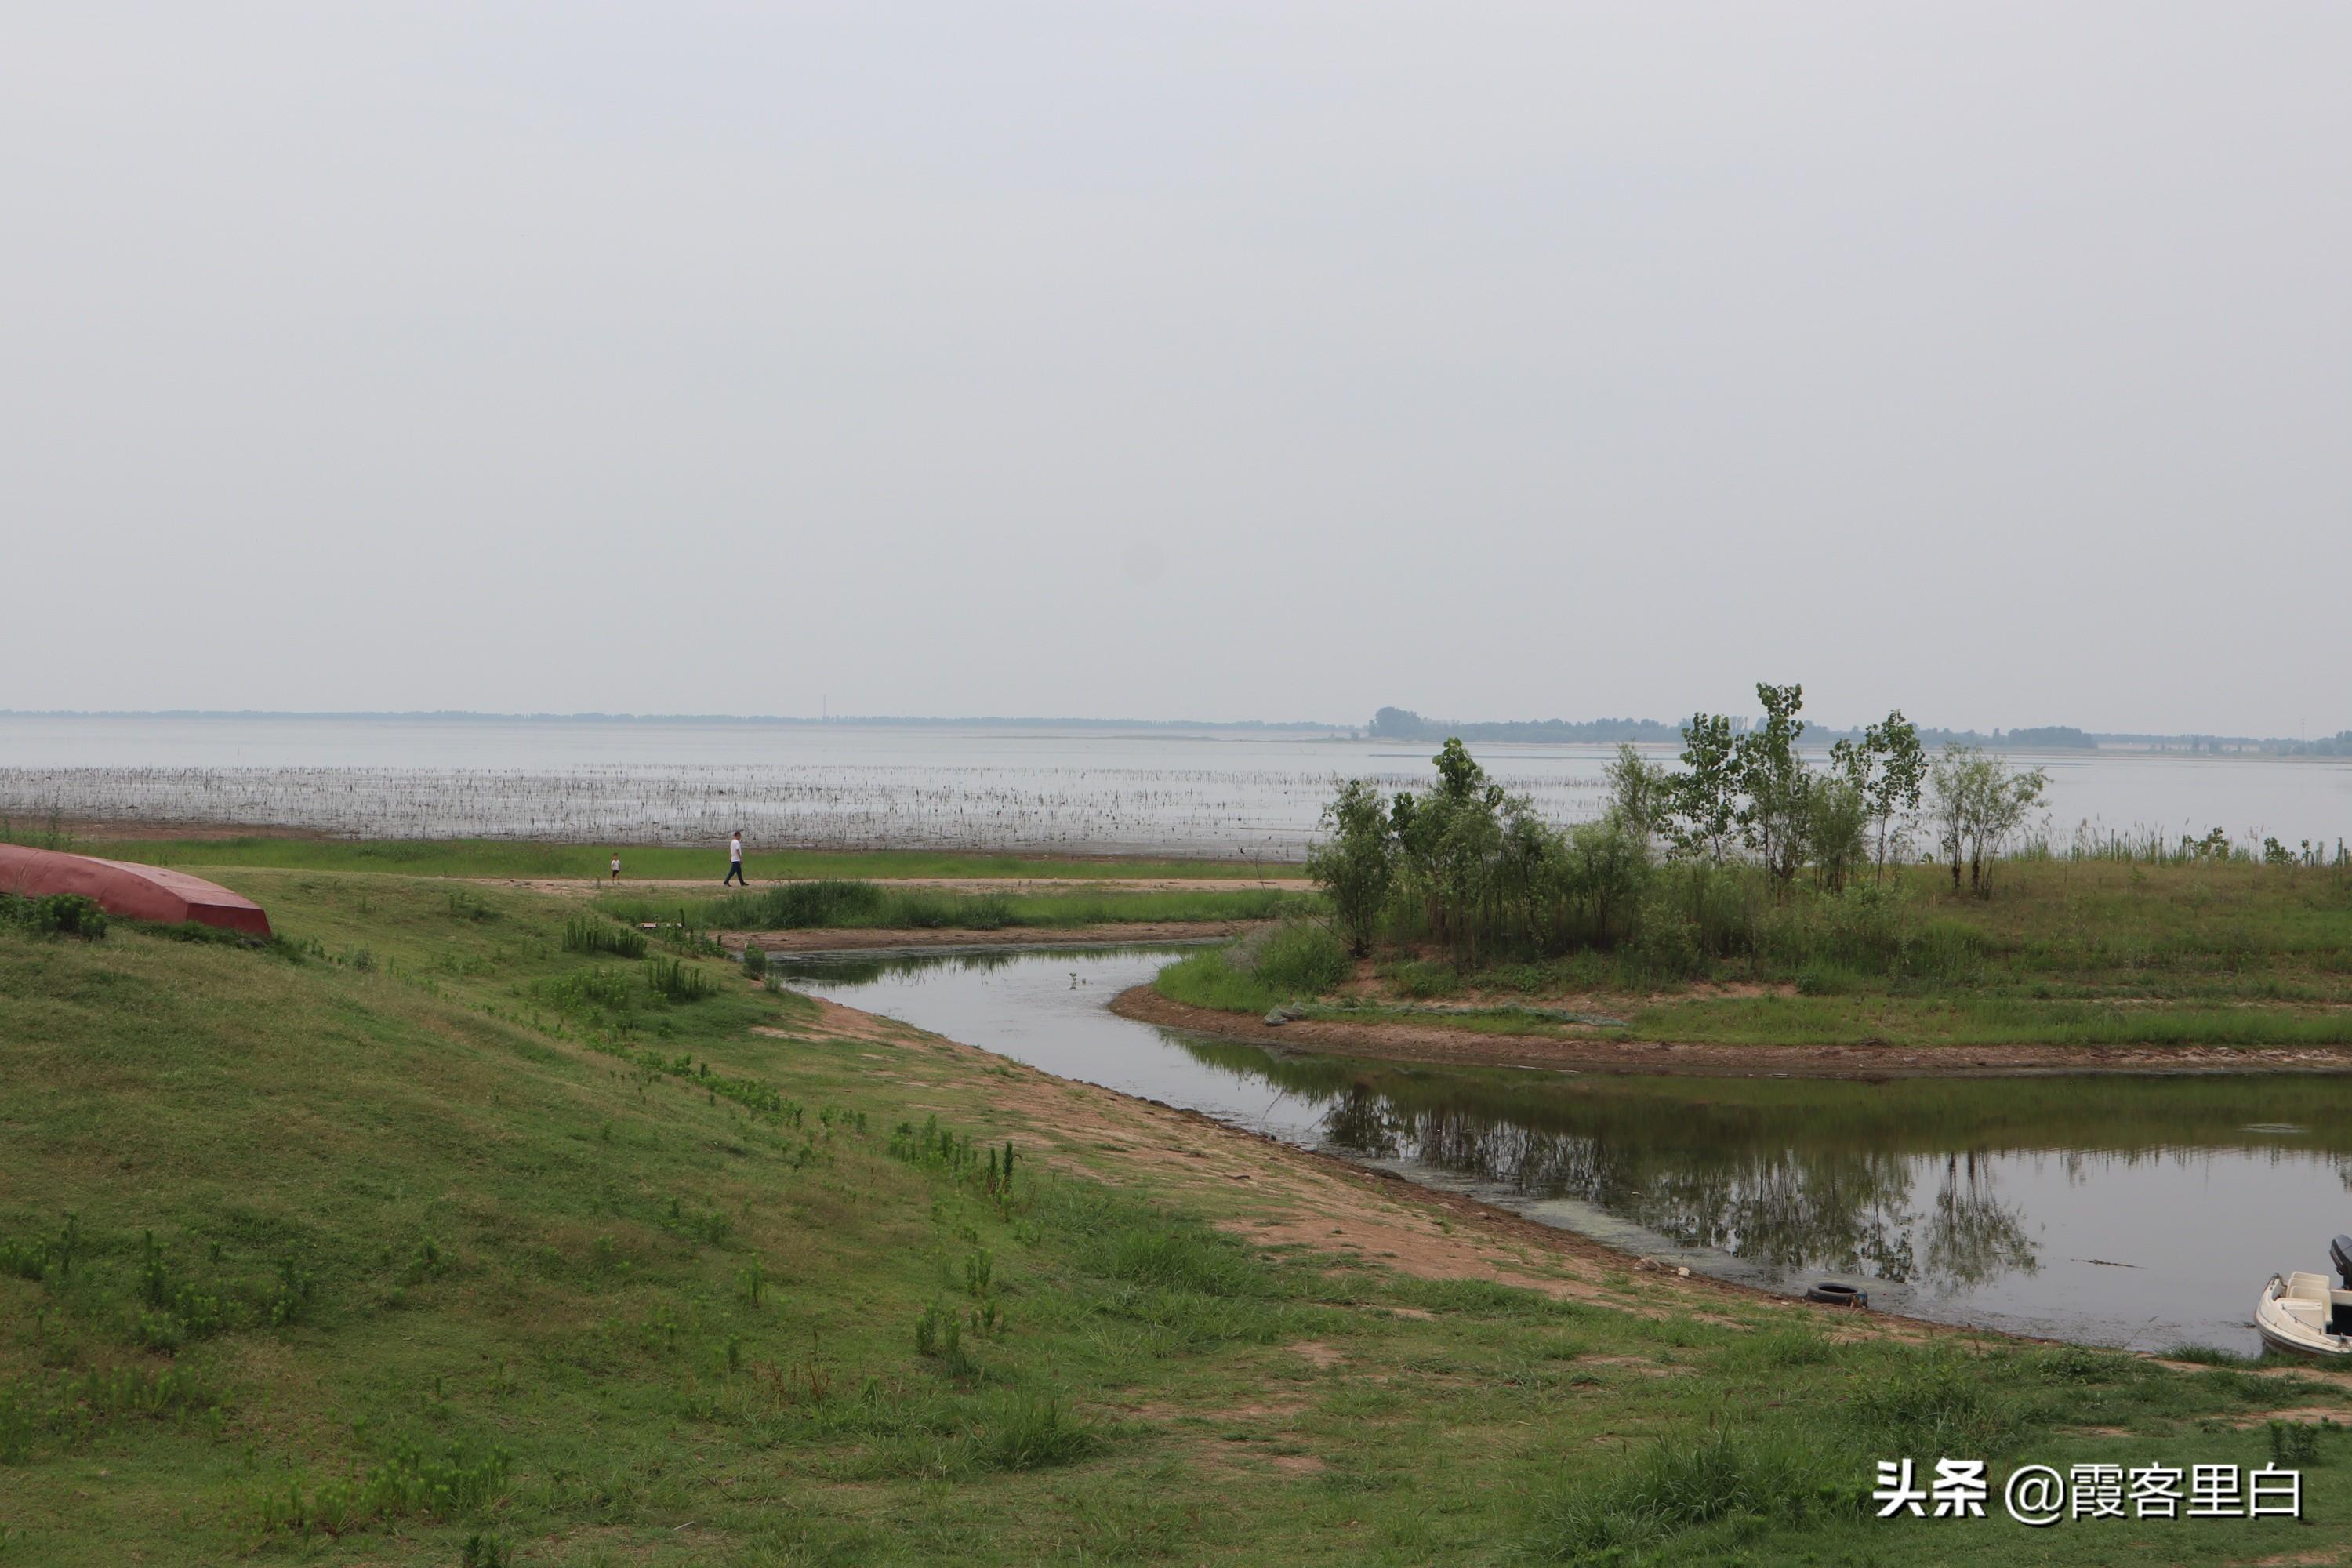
0,708,2339,748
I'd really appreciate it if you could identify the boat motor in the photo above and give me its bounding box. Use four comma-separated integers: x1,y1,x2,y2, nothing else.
2334,1235,2352,1290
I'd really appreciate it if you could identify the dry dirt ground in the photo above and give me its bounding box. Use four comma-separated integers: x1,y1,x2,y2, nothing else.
1114,985,2352,1080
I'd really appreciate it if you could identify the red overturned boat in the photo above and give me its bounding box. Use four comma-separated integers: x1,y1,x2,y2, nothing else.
0,845,271,937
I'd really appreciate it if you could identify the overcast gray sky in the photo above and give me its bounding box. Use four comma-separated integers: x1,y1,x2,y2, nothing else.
4,4,2347,735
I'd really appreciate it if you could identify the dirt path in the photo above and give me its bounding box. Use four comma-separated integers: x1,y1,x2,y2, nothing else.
477,875,1313,898
1114,985,2352,1079
731,921,1254,953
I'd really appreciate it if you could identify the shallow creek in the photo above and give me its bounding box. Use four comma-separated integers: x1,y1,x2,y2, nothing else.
775,943,2352,1355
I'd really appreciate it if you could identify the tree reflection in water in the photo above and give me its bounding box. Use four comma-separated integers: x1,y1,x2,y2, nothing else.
1167,1036,2352,1294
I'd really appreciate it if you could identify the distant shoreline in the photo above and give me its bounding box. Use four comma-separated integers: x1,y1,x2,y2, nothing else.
3,708,2346,757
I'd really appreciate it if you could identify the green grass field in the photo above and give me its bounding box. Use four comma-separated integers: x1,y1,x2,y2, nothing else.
5,871,2352,1563
1162,862,2352,1051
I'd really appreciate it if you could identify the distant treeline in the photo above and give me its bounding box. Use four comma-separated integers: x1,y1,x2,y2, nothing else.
1370,708,2097,750
1366,709,1685,744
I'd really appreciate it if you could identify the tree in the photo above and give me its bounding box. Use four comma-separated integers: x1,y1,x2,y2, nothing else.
1305,778,1397,956
1733,683,1810,899
1667,713,1739,863
1928,747,2049,897
1806,776,1870,893
1602,742,1670,845
1389,739,1511,962
1864,710,1927,877
1831,710,1927,880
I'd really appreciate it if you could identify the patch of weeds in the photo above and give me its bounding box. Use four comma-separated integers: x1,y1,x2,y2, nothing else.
1097,1225,1272,1298
971,1388,1101,1472
562,914,646,959
2027,1344,2138,1385
264,1257,318,1327
1719,1322,1838,1370
1,892,109,940
1846,1346,2018,1457
532,967,638,1021
2270,1417,2336,1466
1527,1425,1847,1560
1,1364,223,1463
445,891,500,923
659,1197,730,1247
133,1231,230,1348
0,1213,78,1283
916,1304,975,1378
244,1439,514,1539
644,956,715,1003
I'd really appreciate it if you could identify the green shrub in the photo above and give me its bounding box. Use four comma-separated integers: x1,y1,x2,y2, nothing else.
2,893,109,940
1236,920,1349,996
645,956,714,1003
562,915,646,959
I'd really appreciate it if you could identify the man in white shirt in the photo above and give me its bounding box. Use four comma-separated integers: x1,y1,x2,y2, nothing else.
724,833,746,886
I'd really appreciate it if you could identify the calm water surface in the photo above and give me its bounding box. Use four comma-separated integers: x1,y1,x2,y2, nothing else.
3,715,2349,854
778,943,2352,1356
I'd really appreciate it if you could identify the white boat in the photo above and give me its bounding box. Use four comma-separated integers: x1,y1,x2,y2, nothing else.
2254,1236,2352,1359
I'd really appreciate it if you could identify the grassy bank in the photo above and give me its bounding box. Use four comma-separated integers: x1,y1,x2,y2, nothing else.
46,835,1274,884
601,880,1319,933
5,872,2350,1564
1161,862,2352,1050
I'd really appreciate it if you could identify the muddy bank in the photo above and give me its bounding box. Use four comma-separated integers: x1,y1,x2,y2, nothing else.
738,921,1258,954
816,992,2352,1381
1113,984,2352,1079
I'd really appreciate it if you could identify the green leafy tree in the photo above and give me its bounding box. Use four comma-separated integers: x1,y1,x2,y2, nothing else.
1929,746,2049,897
1806,776,1870,893
1667,713,1740,863
1602,743,1671,844
1305,778,1398,956
1733,683,1811,899
1390,739,1511,961
1864,710,1926,877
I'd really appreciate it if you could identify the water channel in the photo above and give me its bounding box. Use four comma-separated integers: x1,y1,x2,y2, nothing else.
775,943,2352,1356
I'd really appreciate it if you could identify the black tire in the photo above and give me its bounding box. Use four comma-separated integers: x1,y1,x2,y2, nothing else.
1806,1282,1869,1308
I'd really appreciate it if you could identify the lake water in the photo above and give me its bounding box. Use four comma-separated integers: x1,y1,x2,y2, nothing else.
3,714,2349,857
775,943,2352,1355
